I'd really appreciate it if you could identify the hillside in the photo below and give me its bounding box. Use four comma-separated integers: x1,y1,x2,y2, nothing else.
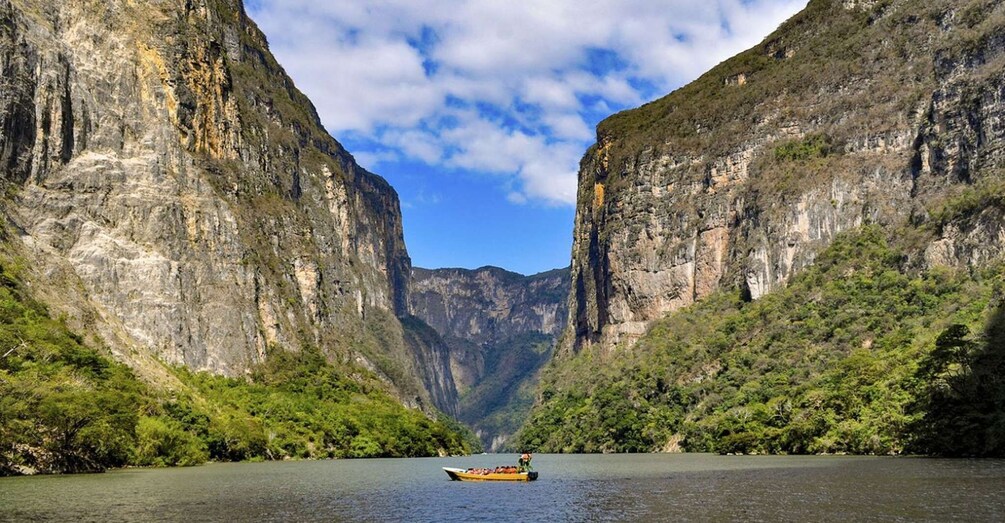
521,0,1005,455
0,237,473,475
518,227,1005,455
0,0,472,472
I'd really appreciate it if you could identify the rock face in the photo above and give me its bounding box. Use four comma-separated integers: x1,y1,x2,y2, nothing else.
400,316,460,416
409,266,569,450
0,0,447,408
568,0,1005,353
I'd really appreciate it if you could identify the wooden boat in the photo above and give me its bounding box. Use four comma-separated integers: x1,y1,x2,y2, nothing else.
443,467,539,482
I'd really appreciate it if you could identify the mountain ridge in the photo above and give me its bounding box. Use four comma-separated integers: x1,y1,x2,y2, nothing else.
409,265,570,450
564,0,1005,354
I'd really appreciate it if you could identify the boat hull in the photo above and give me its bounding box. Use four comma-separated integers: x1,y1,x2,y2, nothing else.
443,467,538,482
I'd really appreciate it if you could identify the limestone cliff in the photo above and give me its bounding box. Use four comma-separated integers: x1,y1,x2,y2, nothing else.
0,0,446,408
568,0,1005,353
409,266,569,450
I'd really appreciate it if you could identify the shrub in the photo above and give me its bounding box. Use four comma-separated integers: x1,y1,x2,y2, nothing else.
132,416,208,467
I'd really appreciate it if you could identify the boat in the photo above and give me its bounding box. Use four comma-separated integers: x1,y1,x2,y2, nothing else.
443,467,539,482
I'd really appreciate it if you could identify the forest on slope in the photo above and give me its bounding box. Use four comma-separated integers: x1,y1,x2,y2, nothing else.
0,236,475,475
518,224,1005,456
519,0,1005,456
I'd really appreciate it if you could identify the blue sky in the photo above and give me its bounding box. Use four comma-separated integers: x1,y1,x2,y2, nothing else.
246,0,807,275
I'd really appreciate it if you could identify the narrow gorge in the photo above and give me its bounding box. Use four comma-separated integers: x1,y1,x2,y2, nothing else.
408,266,569,451
4,0,1005,476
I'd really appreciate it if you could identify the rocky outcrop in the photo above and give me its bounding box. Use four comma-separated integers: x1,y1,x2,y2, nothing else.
411,266,568,392
409,266,569,449
400,316,459,416
568,0,1005,353
0,0,445,409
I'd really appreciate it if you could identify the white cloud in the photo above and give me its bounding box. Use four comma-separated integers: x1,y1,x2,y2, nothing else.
506,192,528,205
247,0,808,205
383,130,444,165
442,117,536,174
522,77,581,111
271,39,441,132
352,150,399,171
542,113,594,141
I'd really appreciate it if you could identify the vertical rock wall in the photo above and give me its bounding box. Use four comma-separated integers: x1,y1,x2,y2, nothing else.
0,0,441,408
409,266,570,449
567,0,1005,353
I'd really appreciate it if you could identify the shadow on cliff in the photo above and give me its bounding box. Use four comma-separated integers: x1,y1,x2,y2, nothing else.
910,301,1005,457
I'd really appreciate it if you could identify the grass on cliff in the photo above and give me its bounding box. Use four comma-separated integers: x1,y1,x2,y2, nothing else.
516,226,1005,456
0,260,474,476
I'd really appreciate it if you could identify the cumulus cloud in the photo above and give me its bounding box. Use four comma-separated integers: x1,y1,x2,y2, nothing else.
352,149,399,172
247,0,807,206
383,130,444,165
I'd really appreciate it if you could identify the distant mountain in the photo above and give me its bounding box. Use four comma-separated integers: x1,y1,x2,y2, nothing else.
409,266,569,451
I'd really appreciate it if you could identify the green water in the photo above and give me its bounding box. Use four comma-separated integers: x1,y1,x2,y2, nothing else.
2,454,1003,521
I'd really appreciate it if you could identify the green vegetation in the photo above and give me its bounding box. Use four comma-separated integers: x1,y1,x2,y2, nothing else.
930,175,1005,228
517,226,1005,455
0,258,473,476
0,257,148,475
456,332,555,449
910,312,1005,456
171,345,476,462
774,134,833,162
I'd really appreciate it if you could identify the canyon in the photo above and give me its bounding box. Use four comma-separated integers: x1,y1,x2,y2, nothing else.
409,266,569,450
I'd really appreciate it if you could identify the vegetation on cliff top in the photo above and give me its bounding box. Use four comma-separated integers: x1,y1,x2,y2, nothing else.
0,257,475,476
590,0,1005,202
516,226,1005,456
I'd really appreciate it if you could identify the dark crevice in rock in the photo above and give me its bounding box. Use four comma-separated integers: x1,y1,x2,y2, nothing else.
59,56,73,165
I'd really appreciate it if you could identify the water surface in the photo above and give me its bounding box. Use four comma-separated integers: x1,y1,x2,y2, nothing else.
2,454,1004,521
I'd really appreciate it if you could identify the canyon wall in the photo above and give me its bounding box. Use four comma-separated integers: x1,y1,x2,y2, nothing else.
0,0,448,409
568,0,1005,353
410,266,569,449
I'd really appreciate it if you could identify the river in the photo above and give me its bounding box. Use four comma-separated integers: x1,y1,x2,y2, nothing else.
2,454,1004,521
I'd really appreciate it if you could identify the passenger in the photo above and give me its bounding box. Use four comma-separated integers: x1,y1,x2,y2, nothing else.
517,452,533,473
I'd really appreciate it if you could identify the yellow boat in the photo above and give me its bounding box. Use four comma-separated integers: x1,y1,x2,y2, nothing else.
443,467,538,482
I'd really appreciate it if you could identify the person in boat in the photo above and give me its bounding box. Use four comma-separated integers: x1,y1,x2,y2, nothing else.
517,452,533,473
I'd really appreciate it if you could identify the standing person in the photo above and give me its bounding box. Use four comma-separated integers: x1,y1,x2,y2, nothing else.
518,452,533,473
